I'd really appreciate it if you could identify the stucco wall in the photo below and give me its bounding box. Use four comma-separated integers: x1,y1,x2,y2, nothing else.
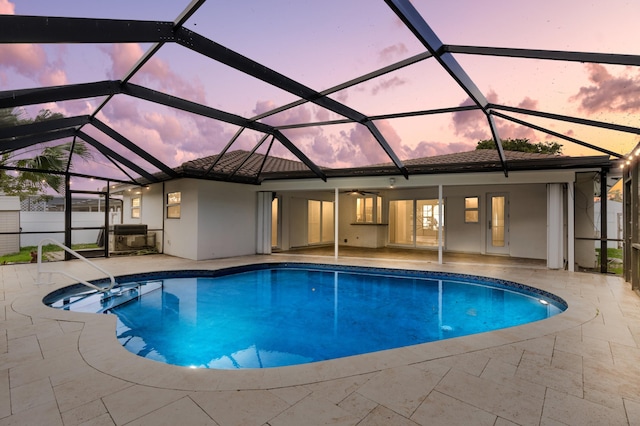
162,179,199,260
119,180,257,260
508,184,547,259
195,180,257,260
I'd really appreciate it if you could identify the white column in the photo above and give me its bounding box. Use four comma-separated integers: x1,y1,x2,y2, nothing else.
547,183,564,269
334,187,339,259
567,181,575,272
256,191,272,254
438,184,443,264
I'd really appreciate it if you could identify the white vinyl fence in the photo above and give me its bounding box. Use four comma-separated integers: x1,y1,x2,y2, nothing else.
20,212,106,247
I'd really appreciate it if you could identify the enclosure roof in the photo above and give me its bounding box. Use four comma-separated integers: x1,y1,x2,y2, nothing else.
0,0,637,188
111,149,612,189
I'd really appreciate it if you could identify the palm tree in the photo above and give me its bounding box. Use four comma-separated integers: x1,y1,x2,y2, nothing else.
0,108,92,197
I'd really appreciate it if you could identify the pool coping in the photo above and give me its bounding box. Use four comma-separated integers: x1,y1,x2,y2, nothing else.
13,258,596,392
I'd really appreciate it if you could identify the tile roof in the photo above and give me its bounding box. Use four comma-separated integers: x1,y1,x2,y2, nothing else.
181,150,311,177
399,149,560,166
176,149,611,183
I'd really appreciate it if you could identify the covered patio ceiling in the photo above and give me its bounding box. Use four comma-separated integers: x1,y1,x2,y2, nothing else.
0,0,638,187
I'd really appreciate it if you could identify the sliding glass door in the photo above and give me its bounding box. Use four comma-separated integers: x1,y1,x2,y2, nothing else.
389,199,444,247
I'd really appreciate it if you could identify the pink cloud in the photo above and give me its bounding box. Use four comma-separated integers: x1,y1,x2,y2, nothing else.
98,98,178,165
451,108,490,141
105,44,143,78
0,44,47,79
570,63,640,113
103,44,206,104
39,67,68,86
371,76,406,95
378,43,409,63
0,0,15,14
254,100,313,127
144,112,184,143
0,3,69,88
451,91,540,143
340,123,392,166
517,97,538,110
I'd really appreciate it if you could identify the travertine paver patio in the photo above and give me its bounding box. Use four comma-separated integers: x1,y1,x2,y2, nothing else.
1,253,639,425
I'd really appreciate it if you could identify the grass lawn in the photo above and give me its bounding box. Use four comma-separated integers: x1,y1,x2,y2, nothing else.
596,247,623,275
0,243,100,264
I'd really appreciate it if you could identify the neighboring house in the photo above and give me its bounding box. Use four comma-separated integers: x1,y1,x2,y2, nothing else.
111,149,615,271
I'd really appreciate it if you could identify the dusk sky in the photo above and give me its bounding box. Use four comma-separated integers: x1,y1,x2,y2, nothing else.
1,0,639,184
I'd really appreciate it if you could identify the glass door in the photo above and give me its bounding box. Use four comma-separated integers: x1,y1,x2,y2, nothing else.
486,194,509,255
389,199,444,247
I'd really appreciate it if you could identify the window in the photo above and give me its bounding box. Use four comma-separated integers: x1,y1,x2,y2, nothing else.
355,195,382,223
131,196,141,218
465,197,479,223
167,191,181,218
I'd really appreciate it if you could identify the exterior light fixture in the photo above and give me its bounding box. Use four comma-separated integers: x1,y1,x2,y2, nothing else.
389,178,395,188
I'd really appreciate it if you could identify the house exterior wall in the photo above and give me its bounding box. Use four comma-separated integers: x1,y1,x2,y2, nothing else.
111,168,598,266
289,197,308,248
273,182,548,260
135,179,256,260
195,180,256,260
163,179,199,260
380,183,547,259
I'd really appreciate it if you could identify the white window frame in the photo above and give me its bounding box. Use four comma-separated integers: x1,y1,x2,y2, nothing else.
131,196,141,219
464,196,479,223
166,191,181,219
355,195,382,224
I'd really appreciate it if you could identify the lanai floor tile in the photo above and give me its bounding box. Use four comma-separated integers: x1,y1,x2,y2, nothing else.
0,253,638,425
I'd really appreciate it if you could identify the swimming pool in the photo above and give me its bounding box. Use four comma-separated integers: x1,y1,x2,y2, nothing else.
44,263,566,369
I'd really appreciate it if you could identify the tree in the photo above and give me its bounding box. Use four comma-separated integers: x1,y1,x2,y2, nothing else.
0,108,92,198
476,138,563,155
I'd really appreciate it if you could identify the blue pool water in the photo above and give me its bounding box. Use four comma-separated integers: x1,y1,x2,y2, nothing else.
44,263,566,369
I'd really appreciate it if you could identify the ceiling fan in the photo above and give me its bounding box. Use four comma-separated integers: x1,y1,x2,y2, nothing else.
341,189,379,196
